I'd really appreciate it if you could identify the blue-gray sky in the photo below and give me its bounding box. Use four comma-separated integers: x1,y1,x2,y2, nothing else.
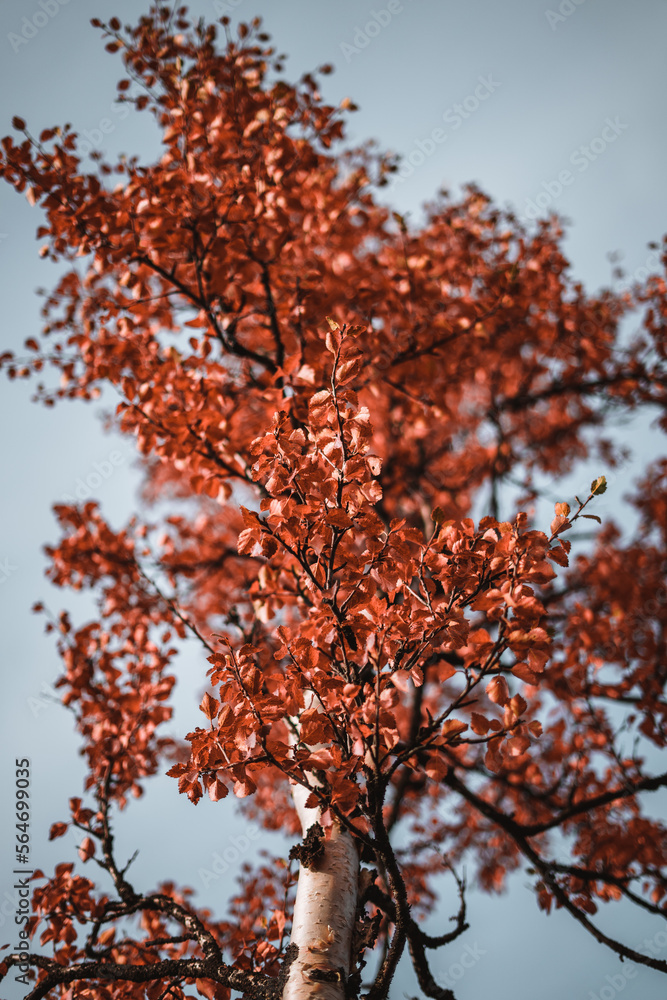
1,1,666,998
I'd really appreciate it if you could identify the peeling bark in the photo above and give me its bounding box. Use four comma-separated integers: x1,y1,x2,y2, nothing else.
282,781,359,1000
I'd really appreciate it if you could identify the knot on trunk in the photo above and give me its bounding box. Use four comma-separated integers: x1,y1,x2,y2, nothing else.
303,963,345,983
289,822,325,869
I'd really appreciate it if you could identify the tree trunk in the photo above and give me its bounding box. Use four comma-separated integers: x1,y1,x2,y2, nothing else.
282,780,359,1000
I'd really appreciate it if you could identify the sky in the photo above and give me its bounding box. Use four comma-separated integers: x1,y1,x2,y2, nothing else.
0,1,666,998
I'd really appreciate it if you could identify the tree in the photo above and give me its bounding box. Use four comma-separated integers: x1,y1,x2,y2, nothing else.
1,5,666,998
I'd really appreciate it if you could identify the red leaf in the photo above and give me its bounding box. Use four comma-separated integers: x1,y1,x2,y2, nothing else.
78,837,95,862
484,737,505,773
208,778,229,802
548,544,569,567
486,676,509,706
550,514,571,536
200,692,220,721
391,669,411,693
442,719,467,740
470,712,490,735
512,662,540,684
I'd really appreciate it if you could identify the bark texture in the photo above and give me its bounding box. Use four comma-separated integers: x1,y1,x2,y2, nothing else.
282,781,359,1000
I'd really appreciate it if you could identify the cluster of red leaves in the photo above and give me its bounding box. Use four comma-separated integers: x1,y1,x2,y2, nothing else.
221,857,296,975
169,328,558,832
37,502,179,803
1,5,667,998
22,862,242,1000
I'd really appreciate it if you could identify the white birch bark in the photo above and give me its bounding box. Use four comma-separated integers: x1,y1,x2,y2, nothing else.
282,783,359,1000
283,709,359,1000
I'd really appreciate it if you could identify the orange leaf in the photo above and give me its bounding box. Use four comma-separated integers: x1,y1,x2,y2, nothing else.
486,676,509,706
78,837,95,862
470,712,490,736
442,719,468,740
208,779,229,802
200,692,220,721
